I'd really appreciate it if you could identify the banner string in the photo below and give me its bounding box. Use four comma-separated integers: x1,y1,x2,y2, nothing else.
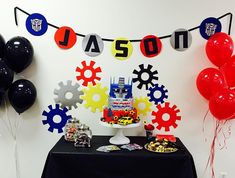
14,6,233,41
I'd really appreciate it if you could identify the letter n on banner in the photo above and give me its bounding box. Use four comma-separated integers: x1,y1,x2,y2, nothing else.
170,29,192,51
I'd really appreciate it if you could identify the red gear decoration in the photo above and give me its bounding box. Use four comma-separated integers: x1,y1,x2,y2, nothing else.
76,60,101,86
151,102,181,131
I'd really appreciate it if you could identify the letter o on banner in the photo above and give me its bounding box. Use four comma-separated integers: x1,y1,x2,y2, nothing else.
82,33,104,57
170,28,192,51
111,38,133,60
140,35,162,58
54,26,77,49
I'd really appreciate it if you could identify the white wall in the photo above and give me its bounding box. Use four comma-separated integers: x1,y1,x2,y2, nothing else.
0,1,234,178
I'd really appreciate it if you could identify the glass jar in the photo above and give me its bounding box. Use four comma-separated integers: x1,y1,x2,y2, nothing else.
64,118,81,142
77,124,92,139
74,124,92,147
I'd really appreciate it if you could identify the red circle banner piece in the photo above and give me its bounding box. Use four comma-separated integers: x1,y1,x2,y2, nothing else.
54,26,77,49
140,35,162,58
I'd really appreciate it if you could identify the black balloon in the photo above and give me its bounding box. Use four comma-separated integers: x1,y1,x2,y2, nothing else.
0,60,14,93
0,34,5,58
8,79,37,114
5,36,34,73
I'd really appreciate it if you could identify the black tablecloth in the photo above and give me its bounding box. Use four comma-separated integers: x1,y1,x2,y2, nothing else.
41,136,197,178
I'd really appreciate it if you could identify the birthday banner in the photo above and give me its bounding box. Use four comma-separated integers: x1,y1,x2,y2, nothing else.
14,7,232,60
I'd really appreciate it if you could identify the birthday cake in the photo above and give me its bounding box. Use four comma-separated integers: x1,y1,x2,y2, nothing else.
101,77,140,125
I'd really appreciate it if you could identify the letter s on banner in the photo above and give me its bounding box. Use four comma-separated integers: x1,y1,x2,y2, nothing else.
111,38,133,60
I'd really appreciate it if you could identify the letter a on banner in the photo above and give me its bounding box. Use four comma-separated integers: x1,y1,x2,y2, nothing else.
140,35,162,58
170,28,192,51
111,38,133,60
82,33,104,57
54,26,77,49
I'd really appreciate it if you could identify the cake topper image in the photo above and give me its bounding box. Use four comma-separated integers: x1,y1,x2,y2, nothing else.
101,77,140,126
109,77,132,99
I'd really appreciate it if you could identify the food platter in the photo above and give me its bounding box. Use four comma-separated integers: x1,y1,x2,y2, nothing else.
144,139,178,153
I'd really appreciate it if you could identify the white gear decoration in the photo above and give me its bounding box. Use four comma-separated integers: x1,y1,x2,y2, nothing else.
54,80,84,109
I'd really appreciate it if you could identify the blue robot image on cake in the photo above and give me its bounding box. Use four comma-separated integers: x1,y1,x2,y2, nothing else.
101,77,140,125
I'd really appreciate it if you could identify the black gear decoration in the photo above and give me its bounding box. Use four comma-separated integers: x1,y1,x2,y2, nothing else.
132,64,158,90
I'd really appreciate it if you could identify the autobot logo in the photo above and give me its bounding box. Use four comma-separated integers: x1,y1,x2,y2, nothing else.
205,23,217,36
31,19,42,32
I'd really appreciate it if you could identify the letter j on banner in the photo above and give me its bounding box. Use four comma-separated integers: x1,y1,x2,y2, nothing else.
111,38,133,60
54,26,77,49
140,35,162,58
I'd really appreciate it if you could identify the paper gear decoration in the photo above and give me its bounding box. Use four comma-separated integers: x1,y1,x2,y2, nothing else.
81,83,108,113
54,80,84,109
76,60,102,86
132,64,158,90
42,104,72,133
133,96,152,116
14,7,233,59
147,84,168,105
151,102,181,132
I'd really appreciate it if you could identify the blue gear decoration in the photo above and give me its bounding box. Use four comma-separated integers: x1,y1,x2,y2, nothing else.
132,64,158,90
147,84,168,105
42,104,72,133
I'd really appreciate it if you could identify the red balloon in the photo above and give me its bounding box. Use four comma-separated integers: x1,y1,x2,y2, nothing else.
220,55,235,87
209,88,235,120
196,68,227,100
206,32,234,67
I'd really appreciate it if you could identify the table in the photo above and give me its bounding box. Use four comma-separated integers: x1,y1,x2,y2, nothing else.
41,136,197,178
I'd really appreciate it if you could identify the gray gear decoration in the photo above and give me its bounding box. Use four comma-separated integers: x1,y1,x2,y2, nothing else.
54,80,84,109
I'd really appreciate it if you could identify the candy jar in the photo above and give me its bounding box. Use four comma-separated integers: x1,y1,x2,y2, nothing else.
74,124,92,147
64,118,81,142
144,123,155,142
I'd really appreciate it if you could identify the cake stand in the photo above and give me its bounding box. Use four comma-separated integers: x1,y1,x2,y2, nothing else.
100,121,141,145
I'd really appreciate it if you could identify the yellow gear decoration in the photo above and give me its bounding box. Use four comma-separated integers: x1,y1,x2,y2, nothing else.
81,83,108,113
134,96,152,116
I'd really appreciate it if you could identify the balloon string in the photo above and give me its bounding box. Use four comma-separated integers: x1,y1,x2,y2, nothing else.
216,121,225,148
14,114,21,178
14,138,20,178
203,108,210,142
218,120,231,150
0,98,10,135
4,97,14,138
204,118,232,178
205,119,219,178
